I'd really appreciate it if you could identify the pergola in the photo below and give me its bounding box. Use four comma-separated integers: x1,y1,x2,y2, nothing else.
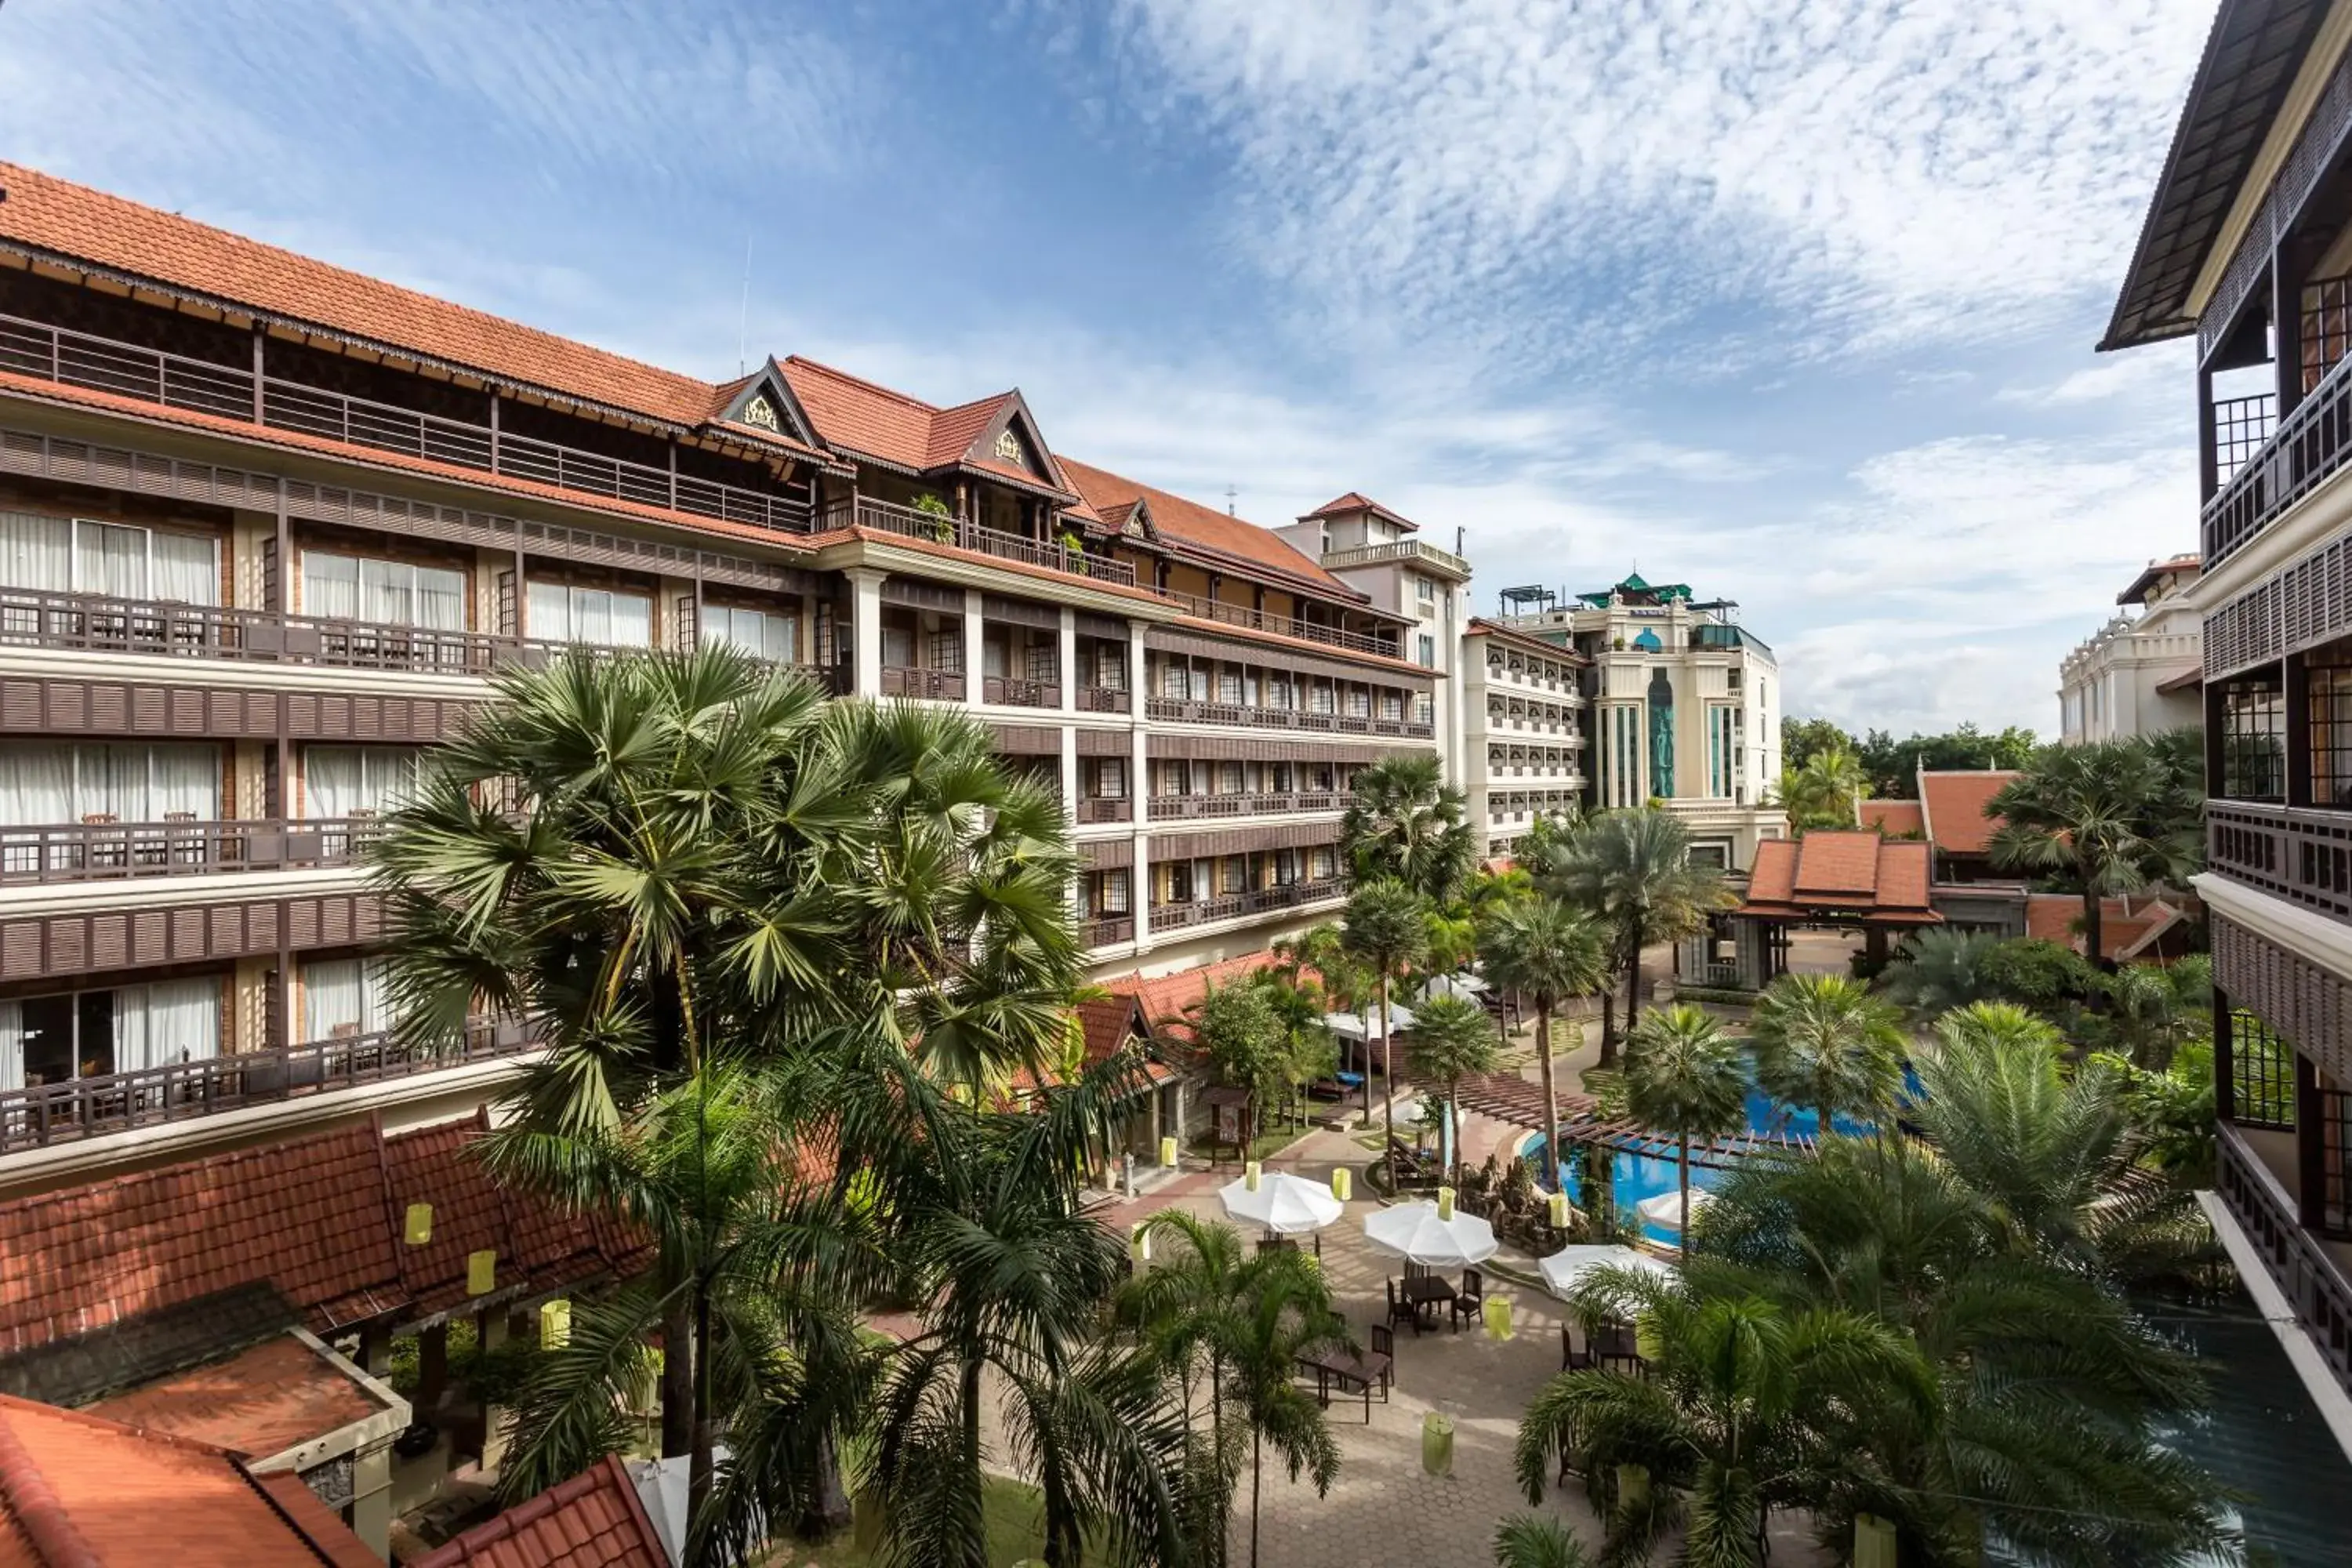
1445,1073,1818,1173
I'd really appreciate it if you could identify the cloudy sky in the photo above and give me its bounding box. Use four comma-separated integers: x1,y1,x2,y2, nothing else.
0,1,2213,735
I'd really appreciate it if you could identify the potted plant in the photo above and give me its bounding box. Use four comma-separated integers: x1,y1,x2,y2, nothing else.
911,492,953,543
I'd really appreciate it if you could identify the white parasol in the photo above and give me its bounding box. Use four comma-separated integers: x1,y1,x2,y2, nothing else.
1635,1187,1715,1233
1361,1200,1499,1268
1218,1172,1345,1236
1537,1243,1676,1299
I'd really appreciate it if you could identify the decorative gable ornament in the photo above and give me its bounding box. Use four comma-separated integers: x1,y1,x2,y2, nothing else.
739,394,781,434
994,427,1025,464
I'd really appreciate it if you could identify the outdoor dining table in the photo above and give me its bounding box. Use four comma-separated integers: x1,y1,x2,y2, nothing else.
1398,1272,1457,1330
1297,1345,1392,1423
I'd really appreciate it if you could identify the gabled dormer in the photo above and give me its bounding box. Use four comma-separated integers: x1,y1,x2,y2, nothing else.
706,357,828,456
965,390,1058,485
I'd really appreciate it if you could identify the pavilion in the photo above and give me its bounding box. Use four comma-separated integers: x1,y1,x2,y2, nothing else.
1723,829,1942,983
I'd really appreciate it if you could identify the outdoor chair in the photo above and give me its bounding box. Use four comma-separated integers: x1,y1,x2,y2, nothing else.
1594,1320,1643,1375
1560,1322,1594,1373
1451,1268,1484,1332
1367,1323,1396,1403
1384,1278,1419,1338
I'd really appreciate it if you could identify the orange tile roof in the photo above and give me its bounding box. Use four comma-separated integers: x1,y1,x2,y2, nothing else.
1106,953,1283,1029
83,1336,383,1461
1301,492,1420,532
1058,456,1359,598
0,162,728,432
409,1455,666,1568
777,358,1074,499
2024,893,2187,960
0,1392,377,1568
1917,770,2019,857
1737,833,1937,924
1858,800,1925,837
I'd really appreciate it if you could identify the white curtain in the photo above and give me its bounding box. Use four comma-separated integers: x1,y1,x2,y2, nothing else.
0,1001,20,1093
0,513,70,593
114,978,220,1072
150,746,218,820
526,581,571,641
150,531,218,605
704,606,793,660
75,521,147,599
416,564,466,630
358,557,408,625
80,745,147,822
303,551,361,620
304,746,361,819
608,591,652,648
0,745,72,827
302,958,390,1040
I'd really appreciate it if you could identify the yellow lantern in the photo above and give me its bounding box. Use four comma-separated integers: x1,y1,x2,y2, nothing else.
539,1298,572,1350
1436,1185,1456,1221
1483,1295,1514,1341
1130,1222,1152,1263
1854,1514,1898,1568
466,1248,497,1298
1159,1135,1178,1168
404,1202,434,1246
1244,1160,1262,1192
1420,1411,1455,1476
1330,1167,1352,1203
1548,1189,1570,1229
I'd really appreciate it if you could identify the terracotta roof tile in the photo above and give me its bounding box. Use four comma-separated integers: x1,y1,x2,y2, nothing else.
410,1456,667,1568
1737,833,1936,924
83,1335,383,1461
1077,996,1148,1067
1301,492,1420,532
2024,893,2186,960
1791,833,1880,896
1745,839,1798,905
1917,770,2019,856
0,1393,375,1567
775,359,1074,500
0,162,726,430
1106,953,1281,1029
1876,839,1933,912
1058,456,1358,598
1858,800,1925,837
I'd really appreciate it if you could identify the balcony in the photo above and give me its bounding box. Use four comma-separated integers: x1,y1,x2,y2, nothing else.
831,496,1137,587
982,674,1056,709
1081,914,1135,948
2216,1123,2352,1396
1156,591,1399,659
1147,792,1347,821
2208,800,2352,920
880,665,967,701
1318,538,1471,579
0,312,813,535
1145,696,1432,739
0,1014,535,1156
1077,685,1132,714
2205,341,2352,567
1149,877,1346,932
1075,797,1133,825
0,817,381,884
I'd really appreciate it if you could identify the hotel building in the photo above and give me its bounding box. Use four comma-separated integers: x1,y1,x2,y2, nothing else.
1495,573,1783,871
2057,554,2205,743
0,162,1445,1197
2107,0,2352,1407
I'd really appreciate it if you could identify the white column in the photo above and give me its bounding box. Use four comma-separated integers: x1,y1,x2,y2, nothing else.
1059,723,1079,821
1130,618,1153,949
1058,607,1077,711
963,588,985,704
848,568,886,699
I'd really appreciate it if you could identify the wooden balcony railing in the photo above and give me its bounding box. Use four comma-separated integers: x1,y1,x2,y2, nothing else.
1146,792,1349,821
0,1015,536,1156
1077,685,1131,714
829,497,1138,587
1156,591,1399,658
0,586,589,673
880,665,967,701
0,817,382,884
2208,800,2352,922
2216,1123,2352,1396
1081,915,1135,948
2207,349,2352,567
1149,877,1346,932
1075,797,1133,825
0,312,813,534
982,674,1056,708
1143,696,1428,739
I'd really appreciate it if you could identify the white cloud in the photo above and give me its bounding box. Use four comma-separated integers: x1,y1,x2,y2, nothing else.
1084,0,2210,373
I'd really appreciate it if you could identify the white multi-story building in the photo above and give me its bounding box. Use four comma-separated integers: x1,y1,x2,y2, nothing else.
1496,574,1785,871
1461,618,1589,857
2057,554,2202,743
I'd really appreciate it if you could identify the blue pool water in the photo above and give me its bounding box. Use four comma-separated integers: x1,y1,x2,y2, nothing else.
1525,1072,1922,1246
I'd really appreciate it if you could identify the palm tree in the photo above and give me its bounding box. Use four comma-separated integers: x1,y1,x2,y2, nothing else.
1986,739,2177,967
1252,967,1334,1131
1801,745,1871,826
1224,1248,1346,1568
1516,1272,1922,1568
1622,1004,1748,1261
1490,1515,1593,1568
1745,974,1905,1136
2094,954,2212,1070
1342,877,1430,1132
1877,927,1999,1018
1544,810,1730,1066
1410,992,1503,1180
1340,752,1477,902
1479,894,1610,1189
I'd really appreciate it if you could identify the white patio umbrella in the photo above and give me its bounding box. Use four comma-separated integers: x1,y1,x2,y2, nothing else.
1218,1172,1345,1236
1362,1200,1498,1268
1537,1243,1676,1299
1635,1186,1715,1234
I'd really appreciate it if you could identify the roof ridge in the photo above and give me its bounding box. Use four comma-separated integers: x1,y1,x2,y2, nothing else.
779,354,948,415
0,1403,101,1568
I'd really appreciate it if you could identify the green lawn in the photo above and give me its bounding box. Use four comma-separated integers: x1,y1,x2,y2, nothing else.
776,1478,1089,1566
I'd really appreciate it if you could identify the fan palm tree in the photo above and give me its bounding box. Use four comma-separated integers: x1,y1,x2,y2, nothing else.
1491,1515,1593,1568
1986,740,2175,967
1744,974,1905,1136
1623,1005,1748,1261
2093,954,2212,1070
1516,1272,1923,1568
1479,894,1610,1189
1342,877,1430,1131
1544,810,1732,1065
1410,992,1504,1180
1340,751,1478,902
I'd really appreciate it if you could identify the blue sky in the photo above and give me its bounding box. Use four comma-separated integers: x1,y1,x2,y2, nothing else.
0,0,2213,735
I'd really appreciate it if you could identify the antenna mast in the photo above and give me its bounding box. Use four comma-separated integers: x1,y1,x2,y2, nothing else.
735,234,754,376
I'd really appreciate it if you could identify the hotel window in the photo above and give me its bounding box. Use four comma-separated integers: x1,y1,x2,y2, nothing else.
1309,847,1337,880
1414,692,1433,725
1091,643,1128,689
528,582,652,647
0,511,219,603
0,976,221,1091
303,746,420,818
1309,682,1336,715
1160,661,1193,699
1344,687,1370,717
2308,641,2352,807
303,550,465,630
1160,862,1195,904
1417,634,1436,667
926,629,963,672
702,603,798,662
1218,666,1245,705
1085,868,1131,917
1218,855,1248,894
1417,575,1435,605
882,625,916,668
2230,1008,2296,1130
301,957,396,1041
1216,761,1245,794
1154,760,1191,797
1088,758,1127,799
1380,691,1403,721
2217,676,2286,801
1025,641,1058,682
0,743,218,825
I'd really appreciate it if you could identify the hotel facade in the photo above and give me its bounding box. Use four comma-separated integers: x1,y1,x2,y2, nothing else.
2107,0,2352,1406
0,162,1448,1197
